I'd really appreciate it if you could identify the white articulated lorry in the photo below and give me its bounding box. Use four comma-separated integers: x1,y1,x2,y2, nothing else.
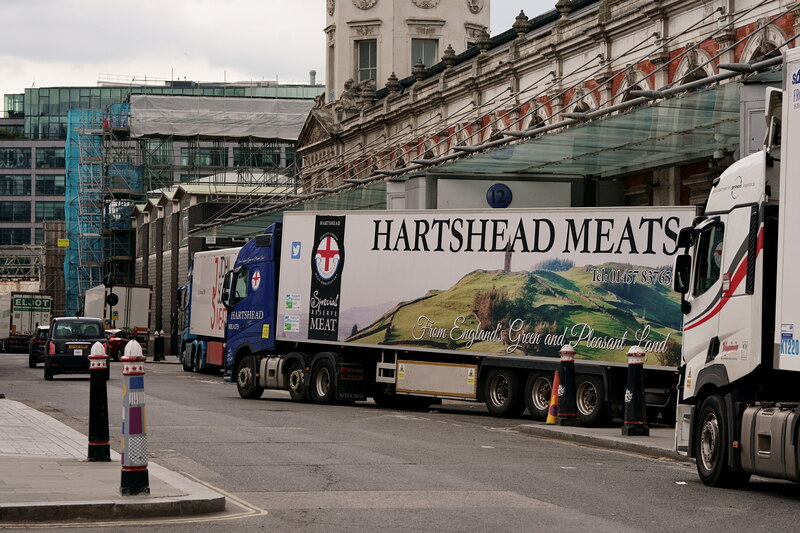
177,247,240,372
673,48,800,486
222,206,694,425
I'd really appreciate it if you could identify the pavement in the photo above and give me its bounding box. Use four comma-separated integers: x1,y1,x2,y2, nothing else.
0,369,685,524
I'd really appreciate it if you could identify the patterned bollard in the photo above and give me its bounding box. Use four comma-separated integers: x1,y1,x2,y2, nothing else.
120,340,150,495
88,341,110,461
622,345,650,436
557,344,580,426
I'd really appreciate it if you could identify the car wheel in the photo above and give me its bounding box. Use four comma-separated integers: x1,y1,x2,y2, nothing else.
28,354,37,368
44,365,53,381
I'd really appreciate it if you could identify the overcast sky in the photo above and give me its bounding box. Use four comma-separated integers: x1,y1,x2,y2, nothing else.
1,1,556,111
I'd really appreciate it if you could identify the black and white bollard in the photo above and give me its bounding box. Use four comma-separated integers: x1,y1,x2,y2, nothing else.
622,345,650,436
87,341,110,462
557,343,580,426
120,340,150,495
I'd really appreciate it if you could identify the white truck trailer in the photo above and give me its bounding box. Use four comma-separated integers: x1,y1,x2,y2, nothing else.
83,284,151,335
0,291,52,353
673,48,800,486
177,247,240,372
222,206,694,425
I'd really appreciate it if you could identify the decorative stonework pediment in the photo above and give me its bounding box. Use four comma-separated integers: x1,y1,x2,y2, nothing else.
412,0,440,8
353,0,377,9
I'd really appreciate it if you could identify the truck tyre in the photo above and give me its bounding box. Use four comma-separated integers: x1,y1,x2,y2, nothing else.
484,368,525,417
287,360,309,403
695,394,751,487
311,358,336,405
525,372,552,421
575,375,608,427
182,345,193,372
236,355,264,399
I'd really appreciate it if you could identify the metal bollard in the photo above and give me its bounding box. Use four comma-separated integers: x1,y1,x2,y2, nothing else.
557,343,580,426
120,340,150,495
621,345,650,436
87,341,110,462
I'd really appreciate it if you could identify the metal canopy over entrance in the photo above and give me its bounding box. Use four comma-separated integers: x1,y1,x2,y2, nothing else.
194,82,741,239
431,82,740,179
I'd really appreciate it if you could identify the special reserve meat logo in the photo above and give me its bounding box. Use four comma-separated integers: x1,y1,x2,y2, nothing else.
309,215,346,341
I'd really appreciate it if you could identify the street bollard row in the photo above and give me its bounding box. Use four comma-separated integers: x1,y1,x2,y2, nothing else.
86,339,150,496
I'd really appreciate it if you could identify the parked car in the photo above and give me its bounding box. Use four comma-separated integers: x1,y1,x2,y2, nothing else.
28,325,49,368
44,317,108,381
105,329,145,361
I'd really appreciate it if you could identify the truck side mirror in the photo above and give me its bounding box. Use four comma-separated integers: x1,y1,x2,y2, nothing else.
677,228,694,249
221,270,233,310
673,254,692,295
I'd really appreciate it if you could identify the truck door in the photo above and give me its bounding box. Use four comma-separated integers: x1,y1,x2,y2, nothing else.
682,218,726,371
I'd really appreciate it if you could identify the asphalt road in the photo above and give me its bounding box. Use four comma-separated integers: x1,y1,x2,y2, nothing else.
2,353,800,532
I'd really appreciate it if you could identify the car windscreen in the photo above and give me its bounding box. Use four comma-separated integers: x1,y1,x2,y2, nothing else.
52,321,103,339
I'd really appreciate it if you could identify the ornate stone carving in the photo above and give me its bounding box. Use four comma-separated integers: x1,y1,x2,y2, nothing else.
467,0,483,14
355,25,377,36
412,0,439,7
327,0,335,16
415,25,437,35
353,0,376,9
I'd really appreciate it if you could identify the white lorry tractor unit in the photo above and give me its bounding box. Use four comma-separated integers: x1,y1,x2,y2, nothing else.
673,48,800,486
221,205,695,425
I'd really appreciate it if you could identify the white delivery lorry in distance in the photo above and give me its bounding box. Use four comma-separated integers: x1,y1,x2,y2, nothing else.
673,48,800,486
83,284,152,335
0,290,52,353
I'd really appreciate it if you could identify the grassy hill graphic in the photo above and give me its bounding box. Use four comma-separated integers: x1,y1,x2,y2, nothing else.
345,263,681,366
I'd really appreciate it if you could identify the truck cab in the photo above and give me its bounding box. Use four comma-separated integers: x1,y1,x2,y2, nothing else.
672,73,800,486
222,223,282,390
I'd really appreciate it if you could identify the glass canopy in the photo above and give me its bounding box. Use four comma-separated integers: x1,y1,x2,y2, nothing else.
193,81,741,238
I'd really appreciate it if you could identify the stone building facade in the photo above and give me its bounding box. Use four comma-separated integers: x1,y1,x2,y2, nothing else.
298,0,798,211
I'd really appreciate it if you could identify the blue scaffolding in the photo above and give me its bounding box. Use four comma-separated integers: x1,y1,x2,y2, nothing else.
64,109,105,316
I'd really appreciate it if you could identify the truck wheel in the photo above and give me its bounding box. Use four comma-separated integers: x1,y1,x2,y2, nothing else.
311,358,336,405
484,368,525,417
525,372,552,421
181,345,193,372
695,394,750,487
287,360,309,402
236,355,264,399
575,375,608,427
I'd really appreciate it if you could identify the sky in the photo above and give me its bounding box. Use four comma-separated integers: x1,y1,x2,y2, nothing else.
0,0,555,111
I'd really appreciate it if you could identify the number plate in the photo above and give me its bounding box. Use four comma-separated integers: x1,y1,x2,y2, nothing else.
73,349,83,356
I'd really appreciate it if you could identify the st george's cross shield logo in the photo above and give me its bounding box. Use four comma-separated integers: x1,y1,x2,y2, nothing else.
314,234,341,282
